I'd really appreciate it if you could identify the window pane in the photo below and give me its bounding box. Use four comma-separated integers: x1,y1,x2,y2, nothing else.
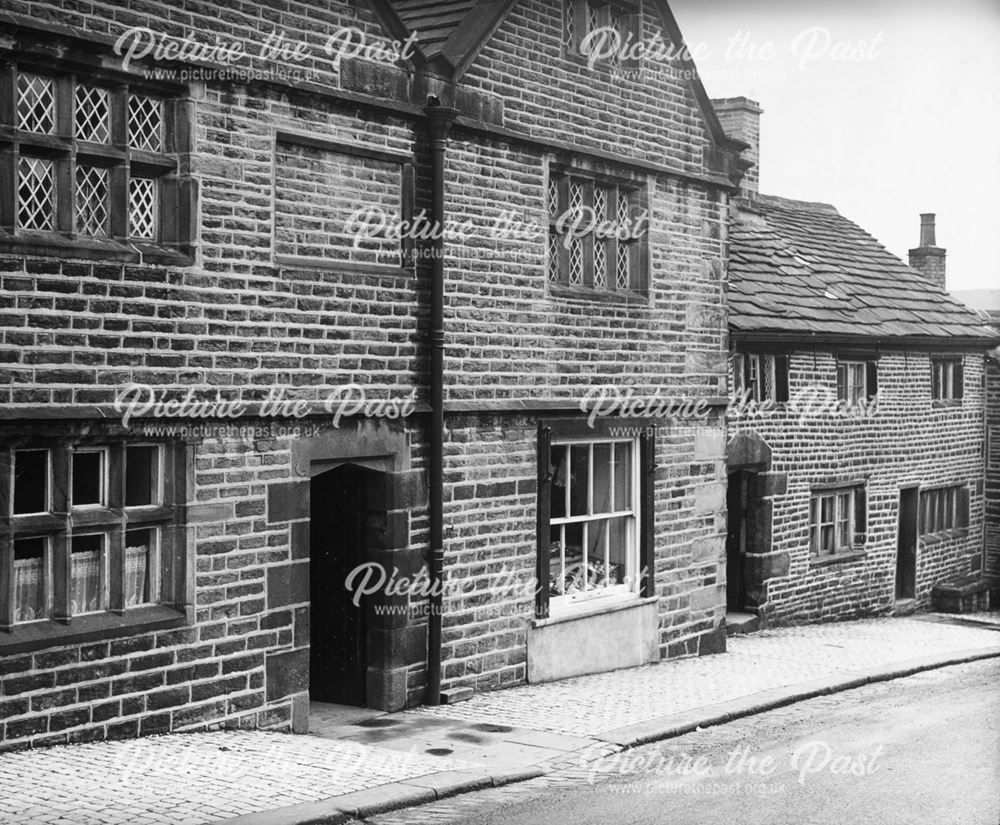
73,450,105,507
13,537,46,623
70,534,105,614
820,524,834,552
75,84,110,143
75,166,110,237
569,444,590,516
128,94,162,151
18,156,55,231
592,443,612,514
560,522,585,595
13,449,49,514
125,528,155,606
614,442,632,512
126,446,159,506
550,444,568,519
129,177,157,239
604,516,630,587
820,495,835,524
17,73,55,134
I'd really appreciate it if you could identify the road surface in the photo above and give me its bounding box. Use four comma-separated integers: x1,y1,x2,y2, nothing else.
368,658,1000,825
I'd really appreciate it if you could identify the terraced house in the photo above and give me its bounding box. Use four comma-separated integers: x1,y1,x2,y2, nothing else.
0,0,746,749
718,98,998,628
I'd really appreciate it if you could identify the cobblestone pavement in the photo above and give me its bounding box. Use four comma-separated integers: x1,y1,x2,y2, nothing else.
1,617,997,825
410,617,1000,737
0,731,477,825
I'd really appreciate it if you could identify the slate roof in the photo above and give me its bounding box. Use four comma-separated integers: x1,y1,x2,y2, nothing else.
389,0,477,58
729,195,998,344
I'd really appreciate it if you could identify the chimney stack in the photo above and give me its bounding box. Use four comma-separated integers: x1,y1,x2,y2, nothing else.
711,97,762,199
908,213,947,290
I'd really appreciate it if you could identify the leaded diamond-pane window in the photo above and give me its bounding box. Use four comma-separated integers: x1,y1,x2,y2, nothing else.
2,66,190,256
75,85,111,143
17,73,55,134
548,166,647,295
129,178,157,239
18,156,55,230
75,166,110,237
128,95,162,152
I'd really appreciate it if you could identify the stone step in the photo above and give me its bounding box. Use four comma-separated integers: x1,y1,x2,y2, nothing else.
726,611,760,636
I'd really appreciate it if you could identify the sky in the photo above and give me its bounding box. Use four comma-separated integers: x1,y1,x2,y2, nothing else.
670,0,1000,292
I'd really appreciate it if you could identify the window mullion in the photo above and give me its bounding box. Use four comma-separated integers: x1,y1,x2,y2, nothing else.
0,534,13,630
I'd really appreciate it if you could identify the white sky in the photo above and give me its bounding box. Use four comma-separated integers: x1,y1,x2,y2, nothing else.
670,0,1000,291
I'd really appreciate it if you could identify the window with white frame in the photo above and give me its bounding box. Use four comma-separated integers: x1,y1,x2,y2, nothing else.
734,352,788,403
931,358,963,401
547,167,647,295
809,485,866,556
919,485,968,536
2,441,182,632
836,358,878,405
0,62,193,258
547,438,639,607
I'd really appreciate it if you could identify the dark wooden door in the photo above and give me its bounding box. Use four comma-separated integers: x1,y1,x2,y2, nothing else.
310,465,368,705
896,488,918,600
726,471,748,611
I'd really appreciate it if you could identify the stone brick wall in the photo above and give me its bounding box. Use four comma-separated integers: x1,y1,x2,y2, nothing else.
985,355,1000,584
1,0,737,749
728,349,987,624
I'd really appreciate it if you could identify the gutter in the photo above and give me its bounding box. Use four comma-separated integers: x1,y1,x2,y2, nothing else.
423,101,459,706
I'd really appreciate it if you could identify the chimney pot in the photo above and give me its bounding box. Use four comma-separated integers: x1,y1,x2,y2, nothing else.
919,213,936,247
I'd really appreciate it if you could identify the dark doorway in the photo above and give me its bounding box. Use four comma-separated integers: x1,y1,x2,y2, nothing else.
726,471,751,611
896,487,918,600
310,465,371,706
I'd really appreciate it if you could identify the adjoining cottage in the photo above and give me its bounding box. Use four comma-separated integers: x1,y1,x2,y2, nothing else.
716,98,998,627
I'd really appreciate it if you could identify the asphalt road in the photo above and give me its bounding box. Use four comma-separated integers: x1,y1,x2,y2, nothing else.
369,658,1000,825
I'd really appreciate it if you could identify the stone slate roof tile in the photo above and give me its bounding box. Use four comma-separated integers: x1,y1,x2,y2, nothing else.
729,195,998,342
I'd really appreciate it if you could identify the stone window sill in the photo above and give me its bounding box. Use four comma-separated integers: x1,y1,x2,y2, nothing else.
0,605,187,656
533,594,657,628
920,528,969,546
810,549,866,567
0,233,192,266
548,283,650,306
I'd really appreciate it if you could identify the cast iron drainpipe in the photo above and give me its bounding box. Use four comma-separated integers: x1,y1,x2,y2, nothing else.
424,101,459,706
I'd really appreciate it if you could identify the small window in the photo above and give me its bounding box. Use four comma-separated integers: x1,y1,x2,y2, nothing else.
836,359,878,405
548,438,638,607
931,358,963,401
1,62,194,260
72,449,107,508
566,0,640,71
547,168,647,295
12,449,49,515
920,485,969,536
2,440,185,633
734,353,789,403
810,486,866,556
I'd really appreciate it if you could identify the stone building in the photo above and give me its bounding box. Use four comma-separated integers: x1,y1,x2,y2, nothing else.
718,99,998,627
0,0,745,749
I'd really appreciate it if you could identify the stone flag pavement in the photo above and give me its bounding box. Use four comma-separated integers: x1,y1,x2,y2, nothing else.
1,615,998,825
